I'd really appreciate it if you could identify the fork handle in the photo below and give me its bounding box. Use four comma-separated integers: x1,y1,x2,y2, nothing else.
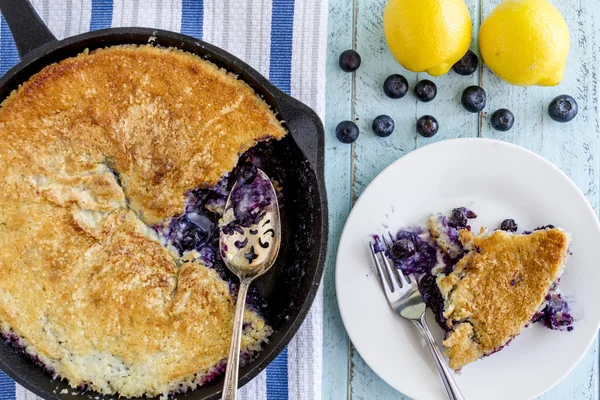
412,314,466,400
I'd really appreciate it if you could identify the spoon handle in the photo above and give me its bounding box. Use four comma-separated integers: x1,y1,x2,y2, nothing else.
221,278,252,400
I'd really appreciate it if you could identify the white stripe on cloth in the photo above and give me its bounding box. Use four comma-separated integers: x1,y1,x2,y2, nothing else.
286,0,328,398
155,0,182,33
15,384,41,400
290,0,328,119
204,0,274,82
29,0,92,40
239,369,267,400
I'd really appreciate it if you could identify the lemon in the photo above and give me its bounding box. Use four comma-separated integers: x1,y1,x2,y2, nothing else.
383,0,472,76
479,0,570,86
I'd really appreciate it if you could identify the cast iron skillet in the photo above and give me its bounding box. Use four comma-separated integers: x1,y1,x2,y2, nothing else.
0,1,328,399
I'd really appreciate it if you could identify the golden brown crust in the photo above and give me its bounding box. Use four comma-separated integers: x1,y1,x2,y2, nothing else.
438,228,570,371
0,45,282,396
0,45,286,224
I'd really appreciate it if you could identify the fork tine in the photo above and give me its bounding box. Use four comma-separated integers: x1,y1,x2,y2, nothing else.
379,249,404,289
388,231,395,242
382,234,411,287
369,242,392,294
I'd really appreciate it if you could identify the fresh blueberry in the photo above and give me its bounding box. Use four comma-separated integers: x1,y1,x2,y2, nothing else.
414,80,437,102
390,239,416,260
452,50,479,76
500,219,518,232
461,86,487,113
490,109,514,131
339,50,361,72
372,115,395,137
336,120,359,143
548,95,578,123
416,115,439,138
383,74,409,99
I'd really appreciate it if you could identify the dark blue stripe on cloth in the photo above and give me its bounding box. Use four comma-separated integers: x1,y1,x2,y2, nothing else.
0,370,15,399
0,16,19,76
268,0,295,95
266,347,289,400
181,0,204,40
90,0,113,30
266,1,294,398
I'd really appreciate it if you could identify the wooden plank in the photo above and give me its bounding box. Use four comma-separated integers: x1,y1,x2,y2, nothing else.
322,0,354,398
349,0,480,398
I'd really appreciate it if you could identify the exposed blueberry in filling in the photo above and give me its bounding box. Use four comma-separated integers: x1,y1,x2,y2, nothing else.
452,50,479,76
383,74,409,99
461,86,487,113
500,219,518,232
388,230,437,274
548,95,578,123
372,115,395,137
335,121,360,144
416,115,439,138
535,224,556,230
448,207,477,228
339,49,361,72
414,80,437,102
179,226,209,252
390,239,416,260
490,109,515,131
238,164,258,184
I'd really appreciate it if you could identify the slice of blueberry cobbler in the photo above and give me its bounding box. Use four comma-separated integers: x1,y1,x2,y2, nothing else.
377,207,573,371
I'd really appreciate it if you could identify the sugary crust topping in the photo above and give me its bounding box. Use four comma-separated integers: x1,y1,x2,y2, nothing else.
0,45,286,224
0,45,283,396
438,228,570,370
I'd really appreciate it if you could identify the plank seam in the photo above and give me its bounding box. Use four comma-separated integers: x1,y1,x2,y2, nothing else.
348,0,359,397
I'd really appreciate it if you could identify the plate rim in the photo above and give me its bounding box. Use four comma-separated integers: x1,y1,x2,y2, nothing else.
335,137,600,400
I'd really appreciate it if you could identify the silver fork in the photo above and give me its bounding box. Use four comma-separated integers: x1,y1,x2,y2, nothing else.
369,237,466,400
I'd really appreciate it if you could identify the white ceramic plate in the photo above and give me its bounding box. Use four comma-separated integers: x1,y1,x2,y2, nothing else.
336,138,600,400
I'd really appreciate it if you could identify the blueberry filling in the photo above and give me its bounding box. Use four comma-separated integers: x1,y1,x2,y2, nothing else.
532,293,574,331
418,274,448,330
387,230,438,275
221,166,274,235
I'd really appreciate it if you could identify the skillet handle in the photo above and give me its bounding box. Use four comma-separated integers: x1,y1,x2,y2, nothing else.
0,0,56,59
275,93,325,174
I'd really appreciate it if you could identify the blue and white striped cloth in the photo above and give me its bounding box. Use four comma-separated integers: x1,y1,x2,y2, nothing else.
0,1,328,399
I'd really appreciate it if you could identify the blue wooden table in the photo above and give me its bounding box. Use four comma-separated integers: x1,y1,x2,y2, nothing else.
322,0,599,398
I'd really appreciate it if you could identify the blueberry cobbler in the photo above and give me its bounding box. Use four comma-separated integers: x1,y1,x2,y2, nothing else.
0,45,287,397
378,207,573,371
